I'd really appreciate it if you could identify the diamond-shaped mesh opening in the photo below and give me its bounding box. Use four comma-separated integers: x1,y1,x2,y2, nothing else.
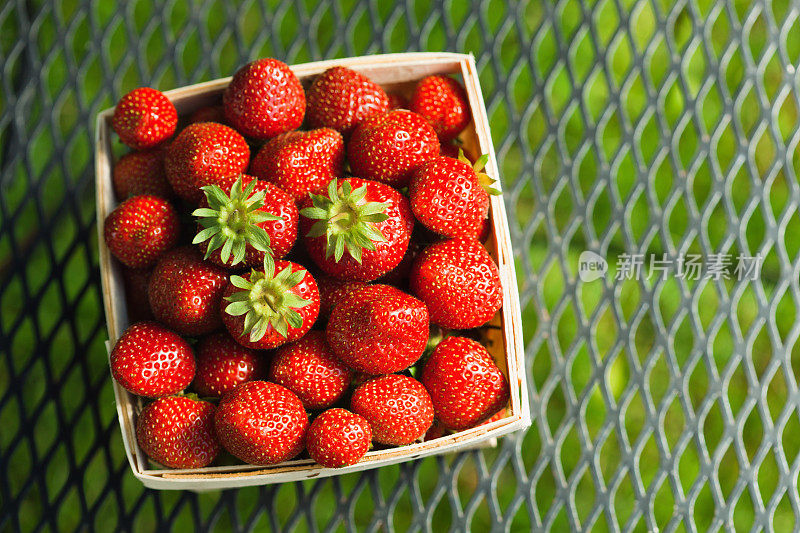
4,0,800,529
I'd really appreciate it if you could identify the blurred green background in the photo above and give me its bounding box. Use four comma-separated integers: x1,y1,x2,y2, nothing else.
3,0,800,530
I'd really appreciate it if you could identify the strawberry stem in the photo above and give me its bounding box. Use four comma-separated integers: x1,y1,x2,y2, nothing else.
300,178,390,264
224,256,311,342
192,176,281,266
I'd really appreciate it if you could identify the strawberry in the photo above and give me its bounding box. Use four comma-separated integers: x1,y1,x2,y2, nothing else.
387,92,408,110
221,258,319,350
214,380,308,465
136,395,220,469
423,420,448,441
316,276,367,317
113,149,171,199
250,128,345,202
223,58,305,140
148,246,228,336
348,110,440,187
326,284,429,374
193,175,298,269
305,66,389,137
306,408,371,468
103,194,180,268
110,321,195,397
420,336,510,430
299,178,414,281
122,267,154,321
112,87,177,150
268,331,352,410
410,238,503,329
164,122,250,203
194,332,267,397
409,153,499,239
189,105,227,124
409,75,471,142
350,374,434,446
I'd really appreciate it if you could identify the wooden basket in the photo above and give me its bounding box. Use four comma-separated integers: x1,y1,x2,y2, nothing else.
95,52,530,490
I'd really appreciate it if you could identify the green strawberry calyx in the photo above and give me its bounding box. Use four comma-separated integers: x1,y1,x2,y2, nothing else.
223,256,312,342
459,149,501,196
192,176,281,266
300,178,390,264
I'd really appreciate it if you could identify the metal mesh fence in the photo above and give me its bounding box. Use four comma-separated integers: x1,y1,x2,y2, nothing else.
2,0,800,530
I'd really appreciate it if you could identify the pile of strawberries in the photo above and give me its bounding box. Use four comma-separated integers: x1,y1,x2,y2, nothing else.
104,58,510,470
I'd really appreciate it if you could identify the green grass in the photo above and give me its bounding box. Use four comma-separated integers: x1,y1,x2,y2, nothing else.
2,0,800,530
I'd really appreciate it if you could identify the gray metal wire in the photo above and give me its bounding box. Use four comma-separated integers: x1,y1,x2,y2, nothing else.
2,0,800,531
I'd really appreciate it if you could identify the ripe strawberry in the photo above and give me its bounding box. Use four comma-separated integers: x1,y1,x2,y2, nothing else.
410,153,499,239
189,105,227,124
164,122,250,203
316,276,367,317
113,149,172,199
194,332,267,397
480,408,509,426
409,75,471,142
387,92,408,110
305,66,389,137
136,395,220,468
221,258,319,350
193,175,298,269
122,267,154,321
268,331,352,410
420,336,510,430
410,238,503,329
306,408,371,468
350,374,434,446
348,110,440,187
214,380,308,465
326,284,429,374
250,128,344,202
299,178,414,281
110,321,195,397
112,87,177,149
148,246,228,336
103,195,180,268
223,58,305,139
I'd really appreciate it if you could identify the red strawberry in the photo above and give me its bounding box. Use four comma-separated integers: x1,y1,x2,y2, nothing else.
305,66,389,137
410,154,499,239
326,284,429,374
193,175,298,269
221,258,319,350
214,380,308,465
148,246,228,336
113,149,171,199
122,267,154,321
103,195,180,268
348,110,439,187
420,336,510,430
299,178,414,281
409,75,471,142
112,87,177,150
194,332,267,397
223,58,305,140
136,395,220,468
189,105,227,124
350,374,434,445
250,128,345,202
387,92,408,110
410,238,502,329
110,321,195,397
164,122,250,203
316,276,367,317
268,331,352,410
480,408,509,426
306,408,371,468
